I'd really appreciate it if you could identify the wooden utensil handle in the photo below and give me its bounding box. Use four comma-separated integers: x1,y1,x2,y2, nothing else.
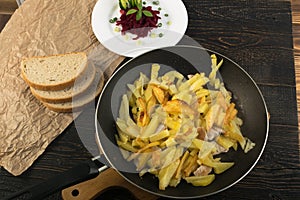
4,159,100,200
61,168,158,200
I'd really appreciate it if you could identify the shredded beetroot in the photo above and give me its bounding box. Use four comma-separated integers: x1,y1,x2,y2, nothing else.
116,6,161,40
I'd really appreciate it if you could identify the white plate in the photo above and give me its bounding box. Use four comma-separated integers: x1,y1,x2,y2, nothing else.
91,0,188,57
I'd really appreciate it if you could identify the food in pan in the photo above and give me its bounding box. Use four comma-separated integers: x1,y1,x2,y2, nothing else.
115,54,255,190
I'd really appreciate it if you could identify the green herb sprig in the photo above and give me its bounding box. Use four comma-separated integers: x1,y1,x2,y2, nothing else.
126,1,153,21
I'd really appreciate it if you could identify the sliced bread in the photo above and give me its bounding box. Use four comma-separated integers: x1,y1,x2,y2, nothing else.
21,52,88,90
42,67,104,112
30,62,96,103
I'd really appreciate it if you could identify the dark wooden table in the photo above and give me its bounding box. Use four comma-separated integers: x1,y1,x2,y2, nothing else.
1,0,299,199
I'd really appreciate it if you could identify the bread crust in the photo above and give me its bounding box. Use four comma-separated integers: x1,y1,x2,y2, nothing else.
21,52,88,91
42,100,93,113
42,68,104,113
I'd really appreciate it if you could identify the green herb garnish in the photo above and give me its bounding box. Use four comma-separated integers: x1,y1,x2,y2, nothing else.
126,0,153,21
153,1,159,5
143,10,153,17
127,9,138,15
109,17,118,23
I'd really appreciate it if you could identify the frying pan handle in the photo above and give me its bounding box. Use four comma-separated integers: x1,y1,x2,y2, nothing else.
4,159,102,200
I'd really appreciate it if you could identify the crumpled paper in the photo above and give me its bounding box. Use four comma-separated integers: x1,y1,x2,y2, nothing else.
0,0,123,176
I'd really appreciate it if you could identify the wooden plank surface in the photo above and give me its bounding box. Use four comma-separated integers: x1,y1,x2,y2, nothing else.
0,1,299,200
292,0,300,134
0,0,18,14
0,14,10,32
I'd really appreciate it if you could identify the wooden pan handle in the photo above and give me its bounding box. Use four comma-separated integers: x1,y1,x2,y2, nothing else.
61,168,158,200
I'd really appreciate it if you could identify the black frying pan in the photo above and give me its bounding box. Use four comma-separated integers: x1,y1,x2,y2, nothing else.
6,46,269,199
96,46,269,198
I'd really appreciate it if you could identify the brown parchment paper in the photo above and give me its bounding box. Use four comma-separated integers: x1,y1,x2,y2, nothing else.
0,0,123,176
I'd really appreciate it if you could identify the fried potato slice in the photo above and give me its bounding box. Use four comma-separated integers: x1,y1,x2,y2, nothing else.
116,139,138,153
224,103,237,125
163,99,182,114
163,99,195,117
200,156,234,174
175,151,189,179
152,85,168,104
184,174,215,186
136,97,149,127
216,135,236,150
146,95,157,115
158,159,180,190
183,155,198,177
149,129,170,142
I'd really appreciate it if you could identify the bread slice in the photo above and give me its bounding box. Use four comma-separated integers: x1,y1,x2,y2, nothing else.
42,67,104,112
30,62,96,103
21,52,88,90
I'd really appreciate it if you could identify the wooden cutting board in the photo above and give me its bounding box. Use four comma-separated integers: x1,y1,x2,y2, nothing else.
61,168,158,200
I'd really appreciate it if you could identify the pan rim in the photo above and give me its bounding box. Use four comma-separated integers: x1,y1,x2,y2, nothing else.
94,45,269,199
